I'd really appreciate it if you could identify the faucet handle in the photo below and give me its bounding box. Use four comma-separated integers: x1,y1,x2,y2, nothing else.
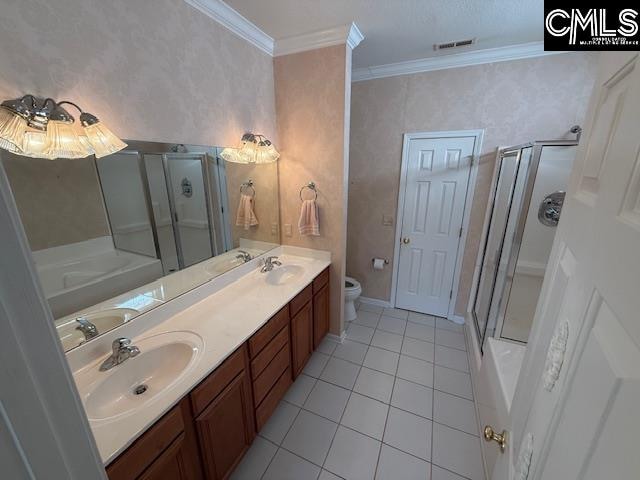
112,337,131,352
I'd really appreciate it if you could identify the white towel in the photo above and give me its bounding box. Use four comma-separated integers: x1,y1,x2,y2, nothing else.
298,199,320,236
236,193,258,230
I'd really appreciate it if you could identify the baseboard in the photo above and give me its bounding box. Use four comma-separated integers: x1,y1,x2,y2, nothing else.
358,296,393,308
448,314,466,325
326,332,346,343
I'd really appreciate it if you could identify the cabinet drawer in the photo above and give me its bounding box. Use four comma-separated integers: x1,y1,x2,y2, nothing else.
251,325,289,379
253,342,290,407
107,402,184,480
255,367,292,430
313,267,329,293
249,306,289,358
190,344,247,416
290,285,312,316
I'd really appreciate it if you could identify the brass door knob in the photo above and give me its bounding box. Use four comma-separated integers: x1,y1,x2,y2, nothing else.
484,426,508,453
402,237,410,244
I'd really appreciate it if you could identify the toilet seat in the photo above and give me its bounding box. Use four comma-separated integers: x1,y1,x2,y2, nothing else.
345,276,361,291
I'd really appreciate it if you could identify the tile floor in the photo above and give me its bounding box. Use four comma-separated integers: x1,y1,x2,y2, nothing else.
231,303,484,480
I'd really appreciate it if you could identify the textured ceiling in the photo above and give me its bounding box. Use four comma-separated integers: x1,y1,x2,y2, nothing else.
225,0,544,68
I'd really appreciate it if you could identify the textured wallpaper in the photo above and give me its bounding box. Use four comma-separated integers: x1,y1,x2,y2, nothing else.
2,152,110,251
0,0,277,250
275,45,351,332
348,52,598,315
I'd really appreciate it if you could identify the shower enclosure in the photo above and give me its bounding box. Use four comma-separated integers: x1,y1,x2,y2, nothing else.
472,139,578,350
96,141,231,275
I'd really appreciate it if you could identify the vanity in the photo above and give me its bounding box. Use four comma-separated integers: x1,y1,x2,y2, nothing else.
67,247,331,480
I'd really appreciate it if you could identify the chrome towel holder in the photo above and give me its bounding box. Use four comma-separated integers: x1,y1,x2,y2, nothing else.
240,179,255,197
300,181,318,201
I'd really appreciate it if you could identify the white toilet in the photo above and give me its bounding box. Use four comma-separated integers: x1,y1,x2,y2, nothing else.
344,276,362,322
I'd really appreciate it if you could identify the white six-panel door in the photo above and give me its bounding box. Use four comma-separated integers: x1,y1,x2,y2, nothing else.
492,52,640,480
396,135,476,317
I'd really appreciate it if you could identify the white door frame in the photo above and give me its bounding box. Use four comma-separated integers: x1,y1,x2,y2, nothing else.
0,163,106,478
391,129,484,321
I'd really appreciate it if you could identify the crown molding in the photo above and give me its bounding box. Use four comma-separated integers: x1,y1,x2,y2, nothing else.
352,42,566,82
274,22,364,57
184,0,274,55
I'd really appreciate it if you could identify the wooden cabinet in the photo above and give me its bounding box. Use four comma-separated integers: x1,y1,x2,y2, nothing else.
194,372,254,480
106,399,202,480
192,345,255,480
248,306,292,431
313,282,330,348
291,300,313,378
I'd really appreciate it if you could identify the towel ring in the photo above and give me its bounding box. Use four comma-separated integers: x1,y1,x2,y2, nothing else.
240,180,255,197
300,181,318,201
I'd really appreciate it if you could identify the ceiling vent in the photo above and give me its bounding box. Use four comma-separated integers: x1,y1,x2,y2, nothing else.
434,38,476,51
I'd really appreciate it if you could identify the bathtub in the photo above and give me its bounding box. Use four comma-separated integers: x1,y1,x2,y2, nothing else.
469,325,525,479
33,237,163,318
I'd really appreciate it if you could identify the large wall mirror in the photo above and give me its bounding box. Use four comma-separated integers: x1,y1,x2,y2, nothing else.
1,140,280,351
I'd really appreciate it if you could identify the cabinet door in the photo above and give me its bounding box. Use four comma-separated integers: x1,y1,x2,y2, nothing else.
138,433,200,480
313,283,330,348
195,372,255,480
291,301,313,378
107,400,202,480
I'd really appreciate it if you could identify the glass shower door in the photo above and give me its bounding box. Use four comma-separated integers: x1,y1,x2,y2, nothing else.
473,146,533,348
165,153,214,268
485,146,533,339
499,145,576,342
96,151,157,258
143,154,179,274
473,150,522,346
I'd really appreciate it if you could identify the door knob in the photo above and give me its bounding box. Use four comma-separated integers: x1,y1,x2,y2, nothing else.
484,425,508,452
402,237,410,244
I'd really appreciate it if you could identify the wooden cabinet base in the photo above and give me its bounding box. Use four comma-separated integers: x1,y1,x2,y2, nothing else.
106,399,202,480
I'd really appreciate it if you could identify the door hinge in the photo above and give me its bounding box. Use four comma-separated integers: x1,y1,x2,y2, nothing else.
450,290,453,299
459,227,463,238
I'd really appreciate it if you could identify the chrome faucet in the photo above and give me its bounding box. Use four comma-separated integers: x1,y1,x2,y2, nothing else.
236,250,252,262
260,256,282,273
75,316,98,342
99,338,141,371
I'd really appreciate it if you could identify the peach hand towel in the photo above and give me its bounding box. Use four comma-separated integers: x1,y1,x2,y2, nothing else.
236,193,258,230
298,199,320,236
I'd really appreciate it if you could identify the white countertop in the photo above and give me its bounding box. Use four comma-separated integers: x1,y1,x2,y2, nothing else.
68,246,331,464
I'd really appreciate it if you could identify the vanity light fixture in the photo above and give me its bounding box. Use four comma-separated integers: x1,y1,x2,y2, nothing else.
0,95,126,160
220,133,280,164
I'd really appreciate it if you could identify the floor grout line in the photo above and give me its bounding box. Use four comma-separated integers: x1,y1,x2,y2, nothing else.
320,319,373,478
252,308,478,479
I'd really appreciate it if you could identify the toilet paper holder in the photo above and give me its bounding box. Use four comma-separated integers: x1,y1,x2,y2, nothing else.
372,258,389,265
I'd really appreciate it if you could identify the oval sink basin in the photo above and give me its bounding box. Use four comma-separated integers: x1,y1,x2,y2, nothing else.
205,256,244,275
78,331,202,421
264,264,305,285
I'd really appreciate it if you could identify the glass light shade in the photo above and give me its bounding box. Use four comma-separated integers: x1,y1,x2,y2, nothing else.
254,143,280,164
0,107,27,153
220,147,243,163
43,121,88,159
83,121,127,158
20,131,54,159
221,136,279,164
